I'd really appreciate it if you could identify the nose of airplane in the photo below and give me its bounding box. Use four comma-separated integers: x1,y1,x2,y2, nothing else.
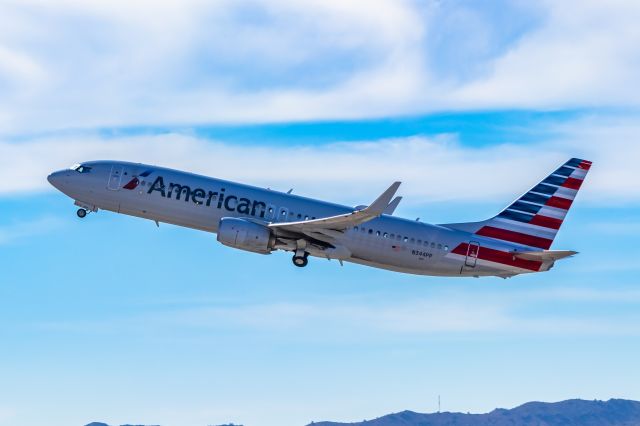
47,170,67,190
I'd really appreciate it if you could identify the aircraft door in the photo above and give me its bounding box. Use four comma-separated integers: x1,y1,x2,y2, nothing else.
107,165,124,190
465,241,480,267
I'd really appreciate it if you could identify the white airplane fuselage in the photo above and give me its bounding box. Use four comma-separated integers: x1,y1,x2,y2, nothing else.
47,160,587,277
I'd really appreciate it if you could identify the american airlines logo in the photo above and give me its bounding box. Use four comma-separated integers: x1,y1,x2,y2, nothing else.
146,176,269,218
123,170,153,190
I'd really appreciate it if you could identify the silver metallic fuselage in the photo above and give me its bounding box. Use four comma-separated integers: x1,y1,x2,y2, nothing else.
48,160,553,277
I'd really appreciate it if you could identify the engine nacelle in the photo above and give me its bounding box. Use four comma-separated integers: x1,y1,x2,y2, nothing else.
217,217,275,254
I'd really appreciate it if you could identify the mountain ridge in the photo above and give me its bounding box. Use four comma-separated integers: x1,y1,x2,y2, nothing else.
308,398,640,426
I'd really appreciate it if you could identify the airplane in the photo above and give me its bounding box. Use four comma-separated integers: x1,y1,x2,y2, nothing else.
47,158,591,278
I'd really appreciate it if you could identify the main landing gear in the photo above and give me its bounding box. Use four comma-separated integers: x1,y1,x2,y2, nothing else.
292,239,309,267
76,208,88,218
292,253,309,267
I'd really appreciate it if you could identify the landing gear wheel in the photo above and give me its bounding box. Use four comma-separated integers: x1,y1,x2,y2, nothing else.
292,253,308,268
76,208,87,218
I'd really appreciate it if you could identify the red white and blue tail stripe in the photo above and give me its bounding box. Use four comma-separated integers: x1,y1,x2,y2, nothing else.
475,158,592,249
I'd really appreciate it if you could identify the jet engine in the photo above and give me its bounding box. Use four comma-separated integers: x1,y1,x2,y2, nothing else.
217,217,275,254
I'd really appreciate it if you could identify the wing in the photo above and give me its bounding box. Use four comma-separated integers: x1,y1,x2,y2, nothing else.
269,181,401,234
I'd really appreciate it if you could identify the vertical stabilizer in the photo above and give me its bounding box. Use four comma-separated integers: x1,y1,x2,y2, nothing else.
443,158,592,249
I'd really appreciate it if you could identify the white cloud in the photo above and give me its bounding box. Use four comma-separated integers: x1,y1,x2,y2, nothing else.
0,133,562,201
450,1,640,108
0,0,427,132
1,114,639,204
0,1,639,131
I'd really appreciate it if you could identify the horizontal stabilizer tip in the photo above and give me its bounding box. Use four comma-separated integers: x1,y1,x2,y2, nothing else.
512,250,578,261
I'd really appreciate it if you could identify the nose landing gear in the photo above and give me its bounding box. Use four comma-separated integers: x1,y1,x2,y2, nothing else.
74,201,96,219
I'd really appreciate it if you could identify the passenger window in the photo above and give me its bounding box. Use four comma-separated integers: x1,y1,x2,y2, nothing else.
444,245,449,251
383,232,388,238
437,243,442,250
268,208,274,213
390,234,395,239
305,216,309,220
431,242,435,248
403,237,408,242
424,241,429,247
354,226,358,231
376,231,380,236
410,238,415,244
396,235,401,241
368,229,373,234
297,214,302,219
417,239,422,245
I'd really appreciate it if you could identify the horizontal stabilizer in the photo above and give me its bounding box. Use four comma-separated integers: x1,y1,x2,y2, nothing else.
512,250,578,262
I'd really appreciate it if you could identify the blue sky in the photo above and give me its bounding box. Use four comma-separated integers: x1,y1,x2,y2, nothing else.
1,1,640,426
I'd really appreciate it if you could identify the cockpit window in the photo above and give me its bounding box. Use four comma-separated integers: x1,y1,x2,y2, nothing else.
70,164,92,174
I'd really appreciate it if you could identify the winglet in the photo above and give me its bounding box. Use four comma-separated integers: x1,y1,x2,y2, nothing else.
269,181,402,232
383,196,402,215
366,182,401,216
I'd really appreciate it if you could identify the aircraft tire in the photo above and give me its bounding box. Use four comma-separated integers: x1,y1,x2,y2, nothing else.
76,208,87,218
292,254,308,267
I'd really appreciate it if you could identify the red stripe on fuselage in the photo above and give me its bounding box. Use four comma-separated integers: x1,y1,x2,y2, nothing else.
452,243,542,272
476,226,553,249
546,196,573,210
529,215,563,230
